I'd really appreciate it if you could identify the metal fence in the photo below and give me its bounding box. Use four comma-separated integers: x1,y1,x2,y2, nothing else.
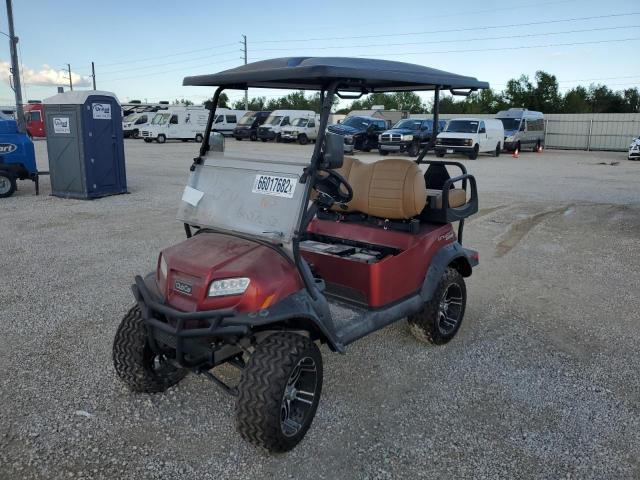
434,113,640,152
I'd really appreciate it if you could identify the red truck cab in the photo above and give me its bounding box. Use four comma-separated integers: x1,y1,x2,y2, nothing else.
24,102,45,138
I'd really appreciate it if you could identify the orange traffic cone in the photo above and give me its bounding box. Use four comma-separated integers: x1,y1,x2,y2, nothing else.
512,148,519,158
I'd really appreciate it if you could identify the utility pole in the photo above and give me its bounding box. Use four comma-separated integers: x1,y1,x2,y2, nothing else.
91,61,96,90
67,63,73,91
5,0,25,132
242,34,248,110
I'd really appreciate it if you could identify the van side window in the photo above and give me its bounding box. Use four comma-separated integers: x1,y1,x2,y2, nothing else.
478,121,486,133
170,115,179,124
28,111,42,122
226,115,236,123
376,120,386,129
136,115,147,124
215,115,223,123
520,120,526,131
281,116,290,126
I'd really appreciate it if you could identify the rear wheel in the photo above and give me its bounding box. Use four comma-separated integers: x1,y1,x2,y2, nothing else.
408,267,466,345
250,133,258,141
495,143,501,157
275,133,282,143
378,149,389,156
298,134,309,145
468,144,479,160
435,151,445,158
132,129,140,139
533,139,540,152
112,306,187,393
195,133,203,143
157,134,166,144
0,171,17,198
236,332,322,452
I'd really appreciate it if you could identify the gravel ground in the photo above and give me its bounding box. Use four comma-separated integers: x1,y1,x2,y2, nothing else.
1,139,639,479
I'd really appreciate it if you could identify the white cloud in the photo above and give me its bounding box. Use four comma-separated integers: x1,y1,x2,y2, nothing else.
1,60,92,87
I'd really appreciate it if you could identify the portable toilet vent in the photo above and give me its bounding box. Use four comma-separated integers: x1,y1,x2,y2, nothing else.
43,90,127,199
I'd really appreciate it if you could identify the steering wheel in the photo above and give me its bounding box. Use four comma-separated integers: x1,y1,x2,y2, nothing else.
314,169,353,207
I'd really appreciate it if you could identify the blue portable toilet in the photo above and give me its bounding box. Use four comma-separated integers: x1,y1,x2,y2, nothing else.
43,91,127,199
0,114,38,197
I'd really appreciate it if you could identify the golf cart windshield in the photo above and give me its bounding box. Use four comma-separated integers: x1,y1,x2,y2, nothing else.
176,140,309,243
446,120,479,133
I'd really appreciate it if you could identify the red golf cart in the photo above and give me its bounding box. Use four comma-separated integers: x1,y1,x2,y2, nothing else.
112,57,487,452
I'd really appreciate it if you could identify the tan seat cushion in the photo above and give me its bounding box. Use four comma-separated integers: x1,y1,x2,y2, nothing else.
333,157,427,220
434,188,467,209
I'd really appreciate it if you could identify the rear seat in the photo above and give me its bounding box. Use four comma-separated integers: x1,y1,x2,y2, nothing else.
332,157,467,220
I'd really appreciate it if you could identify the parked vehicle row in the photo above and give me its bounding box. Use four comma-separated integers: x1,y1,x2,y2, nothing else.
328,116,390,153
378,118,447,157
141,106,208,143
496,108,545,152
258,110,316,142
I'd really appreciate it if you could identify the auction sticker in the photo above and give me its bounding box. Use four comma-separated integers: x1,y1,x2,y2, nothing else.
252,174,296,198
53,117,70,134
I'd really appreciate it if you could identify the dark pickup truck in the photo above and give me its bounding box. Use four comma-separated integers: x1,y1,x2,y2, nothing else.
378,118,447,157
328,116,389,153
233,111,271,141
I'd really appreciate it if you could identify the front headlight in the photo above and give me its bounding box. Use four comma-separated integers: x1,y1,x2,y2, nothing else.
208,277,250,297
435,138,442,144
465,139,473,146
401,134,413,141
159,254,168,279
506,135,514,142
378,135,382,141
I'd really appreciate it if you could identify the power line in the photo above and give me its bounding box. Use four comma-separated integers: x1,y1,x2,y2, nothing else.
99,49,241,76
249,37,640,60
102,56,240,82
98,41,239,67
252,25,639,52
251,12,640,44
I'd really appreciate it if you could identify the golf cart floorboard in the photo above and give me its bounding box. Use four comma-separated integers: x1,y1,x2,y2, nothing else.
327,294,422,346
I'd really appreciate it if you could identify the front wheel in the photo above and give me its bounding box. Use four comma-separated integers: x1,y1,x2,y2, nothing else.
495,143,501,157
236,332,323,452
408,141,420,157
298,134,309,145
378,149,389,156
0,171,17,198
408,267,466,345
468,144,479,160
156,134,166,144
195,134,203,143
132,129,140,139
112,306,187,393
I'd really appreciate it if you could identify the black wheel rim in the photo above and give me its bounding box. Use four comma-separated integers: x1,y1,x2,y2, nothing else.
280,356,318,437
437,284,463,335
0,176,10,195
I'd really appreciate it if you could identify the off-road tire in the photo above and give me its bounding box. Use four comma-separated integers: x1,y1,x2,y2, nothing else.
236,332,323,452
113,305,187,393
157,134,166,144
408,267,466,345
468,144,479,160
298,134,309,145
0,171,17,198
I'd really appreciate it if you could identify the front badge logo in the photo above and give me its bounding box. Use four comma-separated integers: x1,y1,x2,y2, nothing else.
174,280,193,295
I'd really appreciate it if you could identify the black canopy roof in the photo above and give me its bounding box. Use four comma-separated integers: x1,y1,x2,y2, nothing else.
183,57,489,92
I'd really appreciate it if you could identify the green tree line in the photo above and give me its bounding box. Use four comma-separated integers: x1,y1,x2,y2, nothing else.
200,71,639,114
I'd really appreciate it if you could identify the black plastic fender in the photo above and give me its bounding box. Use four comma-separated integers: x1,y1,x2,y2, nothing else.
420,242,474,302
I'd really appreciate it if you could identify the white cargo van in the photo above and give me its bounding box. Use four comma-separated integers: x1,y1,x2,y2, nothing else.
257,110,316,142
496,108,545,152
122,112,154,138
212,108,248,136
434,118,504,159
281,115,320,144
141,106,208,143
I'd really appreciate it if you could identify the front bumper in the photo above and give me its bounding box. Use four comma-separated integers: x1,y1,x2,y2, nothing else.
434,145,473,154
629,148,640,160
258,129,276,140
379,141,410,152
234,128,253,139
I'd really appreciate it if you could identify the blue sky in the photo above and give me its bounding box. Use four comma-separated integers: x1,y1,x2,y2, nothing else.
1,0,639,107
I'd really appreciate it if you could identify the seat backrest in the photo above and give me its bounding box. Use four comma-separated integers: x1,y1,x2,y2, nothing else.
334,157,427,220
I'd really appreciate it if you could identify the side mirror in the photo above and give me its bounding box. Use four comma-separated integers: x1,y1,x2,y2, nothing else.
520,123,526,132
321,132,344,169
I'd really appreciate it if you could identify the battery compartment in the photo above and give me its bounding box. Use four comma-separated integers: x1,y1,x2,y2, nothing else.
300,234,401,264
